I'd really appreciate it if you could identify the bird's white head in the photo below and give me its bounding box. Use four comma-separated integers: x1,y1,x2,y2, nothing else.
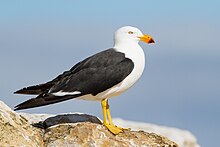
114,26,155,46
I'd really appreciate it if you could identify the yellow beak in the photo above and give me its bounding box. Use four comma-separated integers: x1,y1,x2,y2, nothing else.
138,34,155,44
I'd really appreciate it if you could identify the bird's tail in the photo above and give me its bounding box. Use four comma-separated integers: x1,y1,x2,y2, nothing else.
14,93,80,111
14,82,54,95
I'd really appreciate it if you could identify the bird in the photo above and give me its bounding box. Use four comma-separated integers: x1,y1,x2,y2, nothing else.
14,26,155,135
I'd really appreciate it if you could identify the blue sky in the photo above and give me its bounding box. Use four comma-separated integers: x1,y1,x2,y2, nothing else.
0,1,220,146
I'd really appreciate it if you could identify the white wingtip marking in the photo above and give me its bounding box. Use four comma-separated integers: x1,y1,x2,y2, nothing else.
52,91,81,96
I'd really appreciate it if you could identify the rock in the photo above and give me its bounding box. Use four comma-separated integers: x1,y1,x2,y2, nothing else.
22,113,200,147
0,100,181,146
0,101,43,146
32,113,102,129
21,113,178,147
113,119,200,147
44,122,177,147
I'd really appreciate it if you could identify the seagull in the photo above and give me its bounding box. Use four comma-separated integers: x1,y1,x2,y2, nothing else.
14,26,155,134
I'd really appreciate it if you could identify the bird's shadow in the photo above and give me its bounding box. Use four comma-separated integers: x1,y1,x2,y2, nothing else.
32,113,102,129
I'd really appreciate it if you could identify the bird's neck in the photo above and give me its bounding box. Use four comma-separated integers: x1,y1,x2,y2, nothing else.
113,42,142,52
113,41,146,87
113,42,145,67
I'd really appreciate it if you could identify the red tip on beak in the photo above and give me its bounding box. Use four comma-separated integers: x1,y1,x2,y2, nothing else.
148,38,155,44
138,34,155,44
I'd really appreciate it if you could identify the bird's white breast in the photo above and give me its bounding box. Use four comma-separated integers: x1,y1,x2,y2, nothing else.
79,43,145,101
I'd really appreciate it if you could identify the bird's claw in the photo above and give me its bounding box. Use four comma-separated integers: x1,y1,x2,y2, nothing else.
103,123,129,135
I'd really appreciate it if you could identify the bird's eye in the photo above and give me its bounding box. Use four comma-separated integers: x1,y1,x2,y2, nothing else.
128,31,134,34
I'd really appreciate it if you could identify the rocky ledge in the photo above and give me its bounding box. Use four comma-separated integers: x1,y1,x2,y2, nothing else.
0,100,198,147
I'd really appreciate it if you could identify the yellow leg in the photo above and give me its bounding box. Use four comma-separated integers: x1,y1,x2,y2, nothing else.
106,99,125,130
101,99,124,135
101,99,108,124
106,99,114,125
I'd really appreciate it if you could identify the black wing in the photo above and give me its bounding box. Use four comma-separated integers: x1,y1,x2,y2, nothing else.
14,48,134,110
49,58,134,95
14,49,126,95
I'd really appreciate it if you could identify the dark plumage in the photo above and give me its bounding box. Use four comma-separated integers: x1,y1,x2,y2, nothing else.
14,48,134,110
